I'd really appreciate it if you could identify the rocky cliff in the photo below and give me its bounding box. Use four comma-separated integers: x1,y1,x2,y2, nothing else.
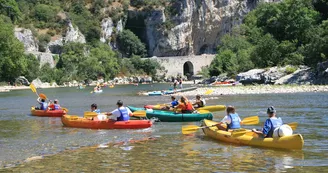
126,0,278,57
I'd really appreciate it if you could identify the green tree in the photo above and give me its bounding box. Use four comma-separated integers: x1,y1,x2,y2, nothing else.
117,29,146,58
34,4,57,22
23,54,40,82
0,16,26,82
0,0,21,22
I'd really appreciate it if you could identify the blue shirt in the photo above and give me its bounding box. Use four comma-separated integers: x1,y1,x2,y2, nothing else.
93,109,101,113
171,100,179,107
263,117,283,137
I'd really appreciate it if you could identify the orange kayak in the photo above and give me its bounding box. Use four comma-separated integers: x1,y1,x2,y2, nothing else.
31,106,66,117
61,115,153,129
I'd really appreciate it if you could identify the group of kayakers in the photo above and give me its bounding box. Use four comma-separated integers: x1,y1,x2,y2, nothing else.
217,105,283,138
163,94,206,113
36,98,62,111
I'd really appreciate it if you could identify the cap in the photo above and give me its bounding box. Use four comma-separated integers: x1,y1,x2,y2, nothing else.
267,106,276,114
116,100,123,106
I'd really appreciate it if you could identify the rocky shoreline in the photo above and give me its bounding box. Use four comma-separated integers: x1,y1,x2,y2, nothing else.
173,85,328,96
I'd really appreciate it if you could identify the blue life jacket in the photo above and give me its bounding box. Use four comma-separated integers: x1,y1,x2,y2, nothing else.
54,104,60,110
227,113,241,129
171,100,179,107
117,107,130,121
267,117,283,137
93,109,101,113
40,102,48,110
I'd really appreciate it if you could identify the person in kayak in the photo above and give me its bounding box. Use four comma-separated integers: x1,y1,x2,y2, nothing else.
91,103,101,113
216,106,241,131
37,98,48,110
193,95,206,108
252,106,283,138
162,96,179,110
175,96,195,113
105,100,133,121
49,99,61,110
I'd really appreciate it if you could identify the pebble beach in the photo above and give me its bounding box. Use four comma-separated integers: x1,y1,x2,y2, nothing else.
174,85,328,96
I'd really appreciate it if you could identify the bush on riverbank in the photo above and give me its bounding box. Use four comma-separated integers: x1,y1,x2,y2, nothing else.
209,0,328,77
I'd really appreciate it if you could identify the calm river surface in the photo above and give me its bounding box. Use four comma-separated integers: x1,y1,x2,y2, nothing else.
0,84,327,172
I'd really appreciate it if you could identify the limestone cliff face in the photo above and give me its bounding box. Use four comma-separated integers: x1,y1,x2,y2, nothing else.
14,28,38,52
138,0,277,57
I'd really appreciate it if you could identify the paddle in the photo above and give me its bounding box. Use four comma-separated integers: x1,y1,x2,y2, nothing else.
204,89,213,95
30,84,47,99
182,116,259,135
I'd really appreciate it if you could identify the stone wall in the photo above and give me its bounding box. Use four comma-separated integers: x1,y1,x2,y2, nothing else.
151,54,215,77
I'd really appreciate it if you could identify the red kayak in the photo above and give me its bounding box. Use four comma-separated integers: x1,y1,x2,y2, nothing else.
31,106,67,117
61,115,153,129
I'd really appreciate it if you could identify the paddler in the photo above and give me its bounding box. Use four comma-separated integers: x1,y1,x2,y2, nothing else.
216,106,241,131
252,106,283,138
105,100,133,121
175,96,195,113
49,99,61,110
162,96,179,110
91,103,101,113
36,98,48,110
192,94,206,108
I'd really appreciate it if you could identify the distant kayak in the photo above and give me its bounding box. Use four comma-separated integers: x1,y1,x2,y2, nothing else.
61,115,153,129
30,106,67,117
93,90,103,93
140,87,197,96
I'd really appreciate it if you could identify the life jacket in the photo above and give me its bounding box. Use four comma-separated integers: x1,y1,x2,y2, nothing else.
117,107,130,121
180,102,193,111
267,117,283,137
227,113,241,129
49,104,55,110
40,102,48,110
54,104,60,110
171,100,179,107
201,99,206,106
93,109,101,113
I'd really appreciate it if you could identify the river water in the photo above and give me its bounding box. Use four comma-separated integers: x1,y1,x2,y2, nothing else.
0,84,327,172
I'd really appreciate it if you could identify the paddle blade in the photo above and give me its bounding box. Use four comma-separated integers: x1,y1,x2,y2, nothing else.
231,129,250,137
182,125,201,135
39,93,47,99
204,89,213,95
287,122,298,131
242,116,259,125
30,84,36,93
133,110,146,117
84,111,98,118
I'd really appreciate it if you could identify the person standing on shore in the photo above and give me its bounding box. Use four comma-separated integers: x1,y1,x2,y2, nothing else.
179,77,183,89
173,79,178,91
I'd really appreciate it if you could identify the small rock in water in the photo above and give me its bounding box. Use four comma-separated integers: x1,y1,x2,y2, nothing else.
120,146,134,151
98,144,109,148
24,156,44,162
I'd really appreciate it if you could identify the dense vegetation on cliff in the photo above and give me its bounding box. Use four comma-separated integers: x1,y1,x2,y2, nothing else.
209,0,328,77
0,0,161,84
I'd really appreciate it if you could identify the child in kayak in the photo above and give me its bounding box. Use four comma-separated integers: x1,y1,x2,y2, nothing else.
252,106,283,138
193,95,206,108
162,96,179,110
216,106,241,131
176,96,195,113
105,100,133,121
49,99,61,110
91,103,101,113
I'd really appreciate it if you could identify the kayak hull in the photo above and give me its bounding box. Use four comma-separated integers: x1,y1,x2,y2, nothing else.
128,106,145,112
144,104,226,112
93,90,103,93
202,119,304,150
61,115,152,129
30,106,66,117
146,110,213,122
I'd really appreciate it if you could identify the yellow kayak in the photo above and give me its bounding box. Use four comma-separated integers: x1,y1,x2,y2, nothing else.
201,119,304,150
144,104,226,112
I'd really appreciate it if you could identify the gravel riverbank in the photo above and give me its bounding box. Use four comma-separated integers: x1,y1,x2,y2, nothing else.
174,85,328,96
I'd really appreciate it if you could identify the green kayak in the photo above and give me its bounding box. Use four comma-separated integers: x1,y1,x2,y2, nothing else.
145,110,213,122
128,106,144,112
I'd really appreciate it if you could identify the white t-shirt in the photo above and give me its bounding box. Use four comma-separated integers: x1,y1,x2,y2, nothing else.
110,107,132,120
221,115,242,124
